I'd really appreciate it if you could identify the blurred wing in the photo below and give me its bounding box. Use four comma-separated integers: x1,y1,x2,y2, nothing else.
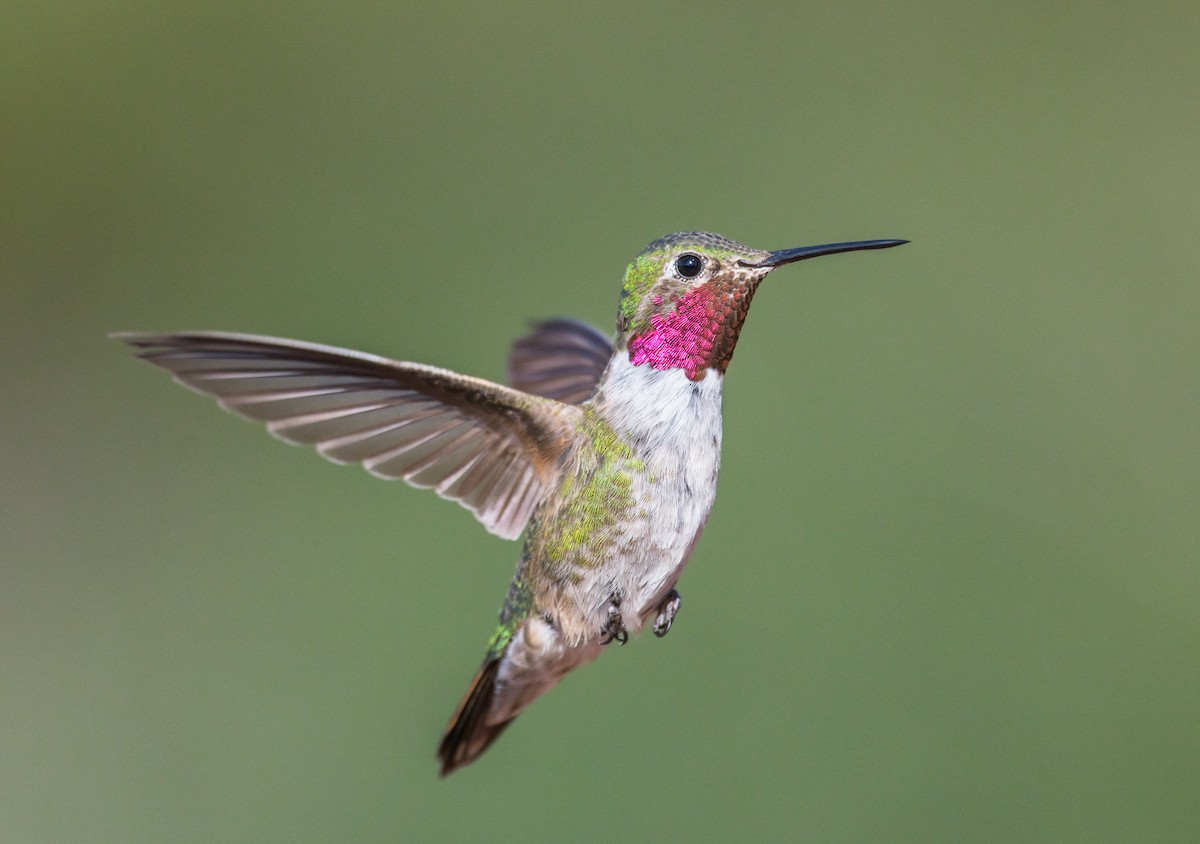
117,331,581,540
506,318,612,405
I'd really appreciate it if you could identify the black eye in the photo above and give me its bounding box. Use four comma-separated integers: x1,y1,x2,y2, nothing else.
675,253,703,278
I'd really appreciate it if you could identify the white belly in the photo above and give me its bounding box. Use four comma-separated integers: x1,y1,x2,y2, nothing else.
490,360,725,719
591,358,724,629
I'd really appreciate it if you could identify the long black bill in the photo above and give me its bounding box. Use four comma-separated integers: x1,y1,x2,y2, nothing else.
740,239,908,269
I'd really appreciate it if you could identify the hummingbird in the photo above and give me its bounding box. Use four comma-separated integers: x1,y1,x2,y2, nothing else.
116,231,905,775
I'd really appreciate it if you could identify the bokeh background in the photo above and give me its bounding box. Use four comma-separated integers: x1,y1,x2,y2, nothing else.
5,2,1198,841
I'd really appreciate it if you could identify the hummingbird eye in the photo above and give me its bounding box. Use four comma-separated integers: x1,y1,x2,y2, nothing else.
675,253,703,278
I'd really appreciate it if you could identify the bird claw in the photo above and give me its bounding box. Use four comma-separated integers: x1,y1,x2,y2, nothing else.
652,589,681,638
599,595,627,645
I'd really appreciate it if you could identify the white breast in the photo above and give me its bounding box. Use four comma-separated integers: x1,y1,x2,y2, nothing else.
592,356,724,627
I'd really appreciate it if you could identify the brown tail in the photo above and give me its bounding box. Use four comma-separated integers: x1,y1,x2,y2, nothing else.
437,657,515,776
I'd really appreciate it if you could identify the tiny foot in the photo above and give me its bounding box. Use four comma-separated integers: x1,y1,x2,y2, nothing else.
652,589,682,638
599,595,628,645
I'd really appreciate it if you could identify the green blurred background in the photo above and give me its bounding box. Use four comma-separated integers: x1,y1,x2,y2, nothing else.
5,2,1199,841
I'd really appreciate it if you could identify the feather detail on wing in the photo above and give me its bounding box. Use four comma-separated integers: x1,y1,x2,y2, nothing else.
506,318,612,405
116,331,582,540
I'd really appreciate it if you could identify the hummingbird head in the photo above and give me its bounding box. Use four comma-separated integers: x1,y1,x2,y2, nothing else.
616,232,906,381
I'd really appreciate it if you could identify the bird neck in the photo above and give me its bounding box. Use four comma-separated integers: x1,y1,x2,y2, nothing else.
624,281,757,381
592,355,724,455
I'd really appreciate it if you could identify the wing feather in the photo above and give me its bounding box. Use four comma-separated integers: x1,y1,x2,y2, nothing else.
506,318,612,405
116,331,581,539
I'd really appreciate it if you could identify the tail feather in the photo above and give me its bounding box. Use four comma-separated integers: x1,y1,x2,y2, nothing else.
437,657,514,776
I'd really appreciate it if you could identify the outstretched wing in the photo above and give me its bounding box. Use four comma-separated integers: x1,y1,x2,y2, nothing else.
116,331,582,540
506,318,612,405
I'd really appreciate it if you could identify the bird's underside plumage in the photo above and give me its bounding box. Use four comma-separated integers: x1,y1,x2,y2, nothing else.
438,355,725,774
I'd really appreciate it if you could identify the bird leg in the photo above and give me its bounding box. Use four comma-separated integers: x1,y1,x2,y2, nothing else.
599,593,628,645
652,589,682,638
